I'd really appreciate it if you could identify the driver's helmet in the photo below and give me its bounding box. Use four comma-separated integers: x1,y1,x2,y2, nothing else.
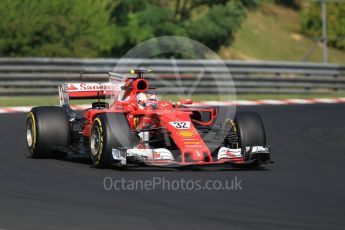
136,92,148,102
137,92,158,109
146,92,158,101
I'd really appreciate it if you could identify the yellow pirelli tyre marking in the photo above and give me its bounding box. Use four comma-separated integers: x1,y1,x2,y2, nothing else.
133,116,139,129
93,118,104,165
226,118,239,149
28,112,37,150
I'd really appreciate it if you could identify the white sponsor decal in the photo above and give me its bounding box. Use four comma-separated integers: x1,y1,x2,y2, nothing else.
66,82,116,92
217,147,243,160
246,146,269,153
169,121,191,129
127,148,174,161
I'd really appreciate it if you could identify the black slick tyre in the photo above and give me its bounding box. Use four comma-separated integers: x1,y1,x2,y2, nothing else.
89,113,133,168
26,106,71,158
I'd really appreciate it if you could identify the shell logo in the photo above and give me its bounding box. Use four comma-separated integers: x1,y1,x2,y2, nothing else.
177,130,195,137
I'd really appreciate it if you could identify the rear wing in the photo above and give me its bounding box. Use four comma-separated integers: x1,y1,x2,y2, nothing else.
59,81,124,106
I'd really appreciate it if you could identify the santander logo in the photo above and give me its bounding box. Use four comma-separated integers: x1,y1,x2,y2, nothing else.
66,83,115,92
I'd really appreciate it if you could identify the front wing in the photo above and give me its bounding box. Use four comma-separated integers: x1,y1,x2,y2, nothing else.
110,146,272,168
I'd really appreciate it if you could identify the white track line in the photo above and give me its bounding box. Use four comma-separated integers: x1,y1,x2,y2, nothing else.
284,99,315,104
0,97,345,113
256,100,289,105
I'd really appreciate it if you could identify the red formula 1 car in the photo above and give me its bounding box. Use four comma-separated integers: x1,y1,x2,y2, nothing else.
26,69,271,168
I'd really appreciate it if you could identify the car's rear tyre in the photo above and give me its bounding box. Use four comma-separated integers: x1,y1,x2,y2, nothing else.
26,106,71,158
89,113,134,168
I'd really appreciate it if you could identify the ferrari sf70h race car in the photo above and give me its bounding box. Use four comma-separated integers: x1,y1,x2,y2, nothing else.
26,69,271,168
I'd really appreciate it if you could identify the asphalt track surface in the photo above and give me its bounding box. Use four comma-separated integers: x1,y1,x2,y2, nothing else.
0,104,345,230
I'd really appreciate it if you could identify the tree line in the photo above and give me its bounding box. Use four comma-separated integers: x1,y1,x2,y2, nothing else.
0,0,343,58
0,0,259,57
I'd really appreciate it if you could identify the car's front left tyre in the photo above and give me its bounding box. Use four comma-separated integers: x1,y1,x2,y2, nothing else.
89,113,134,168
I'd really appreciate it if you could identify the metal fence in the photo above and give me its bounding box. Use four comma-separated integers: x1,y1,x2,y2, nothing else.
0,58,344,96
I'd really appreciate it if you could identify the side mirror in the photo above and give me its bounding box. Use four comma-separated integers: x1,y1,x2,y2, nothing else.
180,99,193,105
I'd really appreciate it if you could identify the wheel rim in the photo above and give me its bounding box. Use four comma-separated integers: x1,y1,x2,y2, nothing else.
26,118,34,148
90,126,100,156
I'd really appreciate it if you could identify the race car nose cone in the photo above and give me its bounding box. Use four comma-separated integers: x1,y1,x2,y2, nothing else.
186,150,204,162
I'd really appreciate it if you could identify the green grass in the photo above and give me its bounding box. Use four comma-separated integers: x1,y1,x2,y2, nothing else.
162,93,345,102
220,3,345,64
0,97,97,107
2,93,345,107
0,97,59,107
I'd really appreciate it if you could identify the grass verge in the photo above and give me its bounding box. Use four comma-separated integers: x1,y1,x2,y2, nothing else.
221,3,345,64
